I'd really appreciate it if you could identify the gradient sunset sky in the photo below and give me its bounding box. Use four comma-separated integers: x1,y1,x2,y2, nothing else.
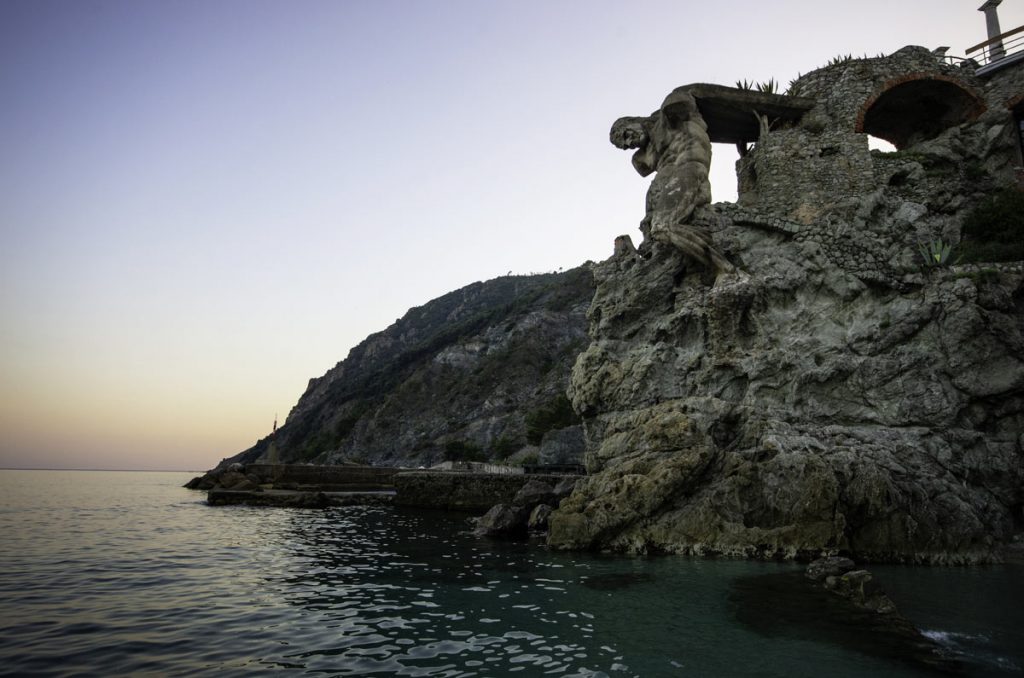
2,0,1020,471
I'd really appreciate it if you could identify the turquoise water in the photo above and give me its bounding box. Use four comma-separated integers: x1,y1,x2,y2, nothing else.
0,470,1020,677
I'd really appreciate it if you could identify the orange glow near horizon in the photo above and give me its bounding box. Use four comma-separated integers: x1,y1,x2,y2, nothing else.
3,0,1020,471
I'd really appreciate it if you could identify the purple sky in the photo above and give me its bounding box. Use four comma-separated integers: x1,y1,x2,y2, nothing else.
1,0,1020,470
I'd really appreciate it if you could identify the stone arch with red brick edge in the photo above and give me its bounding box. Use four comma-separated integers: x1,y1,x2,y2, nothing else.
855,73,987,150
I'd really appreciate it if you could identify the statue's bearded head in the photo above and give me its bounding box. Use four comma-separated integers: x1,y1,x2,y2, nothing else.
610,116,657,177
611,90,704,178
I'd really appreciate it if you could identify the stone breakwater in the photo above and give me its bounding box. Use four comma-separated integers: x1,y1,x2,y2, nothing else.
207,488,396,508
186,464,400,493
187,464,582,512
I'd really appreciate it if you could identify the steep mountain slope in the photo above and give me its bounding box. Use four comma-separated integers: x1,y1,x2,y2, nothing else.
225,266,594,468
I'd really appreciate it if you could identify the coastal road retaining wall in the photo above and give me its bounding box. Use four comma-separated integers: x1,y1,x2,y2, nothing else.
246,464,401,491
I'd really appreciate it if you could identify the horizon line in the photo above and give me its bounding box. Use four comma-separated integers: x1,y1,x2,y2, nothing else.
0,467,202,473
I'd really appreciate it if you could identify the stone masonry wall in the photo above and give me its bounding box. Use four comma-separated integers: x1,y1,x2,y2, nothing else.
738,128,875,222
246,464,401,489
790,46,984,131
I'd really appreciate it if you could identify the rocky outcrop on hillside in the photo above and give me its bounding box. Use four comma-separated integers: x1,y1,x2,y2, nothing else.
548,47,1024,562
223,267,594,469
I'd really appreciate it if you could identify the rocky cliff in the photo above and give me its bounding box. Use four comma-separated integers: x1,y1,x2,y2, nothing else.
548,47,1024,563
225,267,594,469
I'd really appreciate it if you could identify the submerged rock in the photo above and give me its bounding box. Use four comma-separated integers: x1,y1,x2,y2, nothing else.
805,556,856,582
823,569,898,615
806,557,897,615
731,570,962,674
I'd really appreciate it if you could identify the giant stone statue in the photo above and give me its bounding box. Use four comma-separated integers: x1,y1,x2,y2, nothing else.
611,89,734,274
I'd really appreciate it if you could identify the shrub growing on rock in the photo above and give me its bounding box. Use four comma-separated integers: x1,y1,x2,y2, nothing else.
959,188,1024,263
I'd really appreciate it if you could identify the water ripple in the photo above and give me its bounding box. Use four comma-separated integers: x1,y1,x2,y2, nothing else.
1,471,1022,677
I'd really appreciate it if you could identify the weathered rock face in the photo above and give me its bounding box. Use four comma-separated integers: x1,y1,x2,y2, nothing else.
222,267,593,469
549,47,1024,563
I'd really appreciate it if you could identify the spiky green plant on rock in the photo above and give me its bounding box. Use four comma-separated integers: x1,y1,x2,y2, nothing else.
917,240,959,268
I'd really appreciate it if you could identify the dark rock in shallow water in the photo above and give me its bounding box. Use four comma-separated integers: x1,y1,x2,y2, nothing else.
184,471,218,490
528,504,553,530
731,571,962,674
805,556,856,582
477,479,571,537
824,569,898,615
184,465,246,491
807,557,897,615
474,503,529,539
513,480,558,511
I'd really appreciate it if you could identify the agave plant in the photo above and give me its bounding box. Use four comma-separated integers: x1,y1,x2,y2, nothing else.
917,240,959,267
786,73,804,96
826,53,853,67
736,78,778,94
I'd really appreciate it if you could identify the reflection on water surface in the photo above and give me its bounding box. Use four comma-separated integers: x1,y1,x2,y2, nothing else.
0,471,1021,677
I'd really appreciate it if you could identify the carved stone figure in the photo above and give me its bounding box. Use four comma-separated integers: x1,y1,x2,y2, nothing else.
611,90,734,274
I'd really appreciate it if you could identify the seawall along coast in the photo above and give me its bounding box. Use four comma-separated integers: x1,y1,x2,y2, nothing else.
191,463,580,512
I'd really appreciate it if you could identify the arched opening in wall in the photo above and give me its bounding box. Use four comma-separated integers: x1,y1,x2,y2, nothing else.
858,77,985,150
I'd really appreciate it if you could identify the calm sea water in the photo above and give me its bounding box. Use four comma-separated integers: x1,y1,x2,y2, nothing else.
0,470,1021,677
